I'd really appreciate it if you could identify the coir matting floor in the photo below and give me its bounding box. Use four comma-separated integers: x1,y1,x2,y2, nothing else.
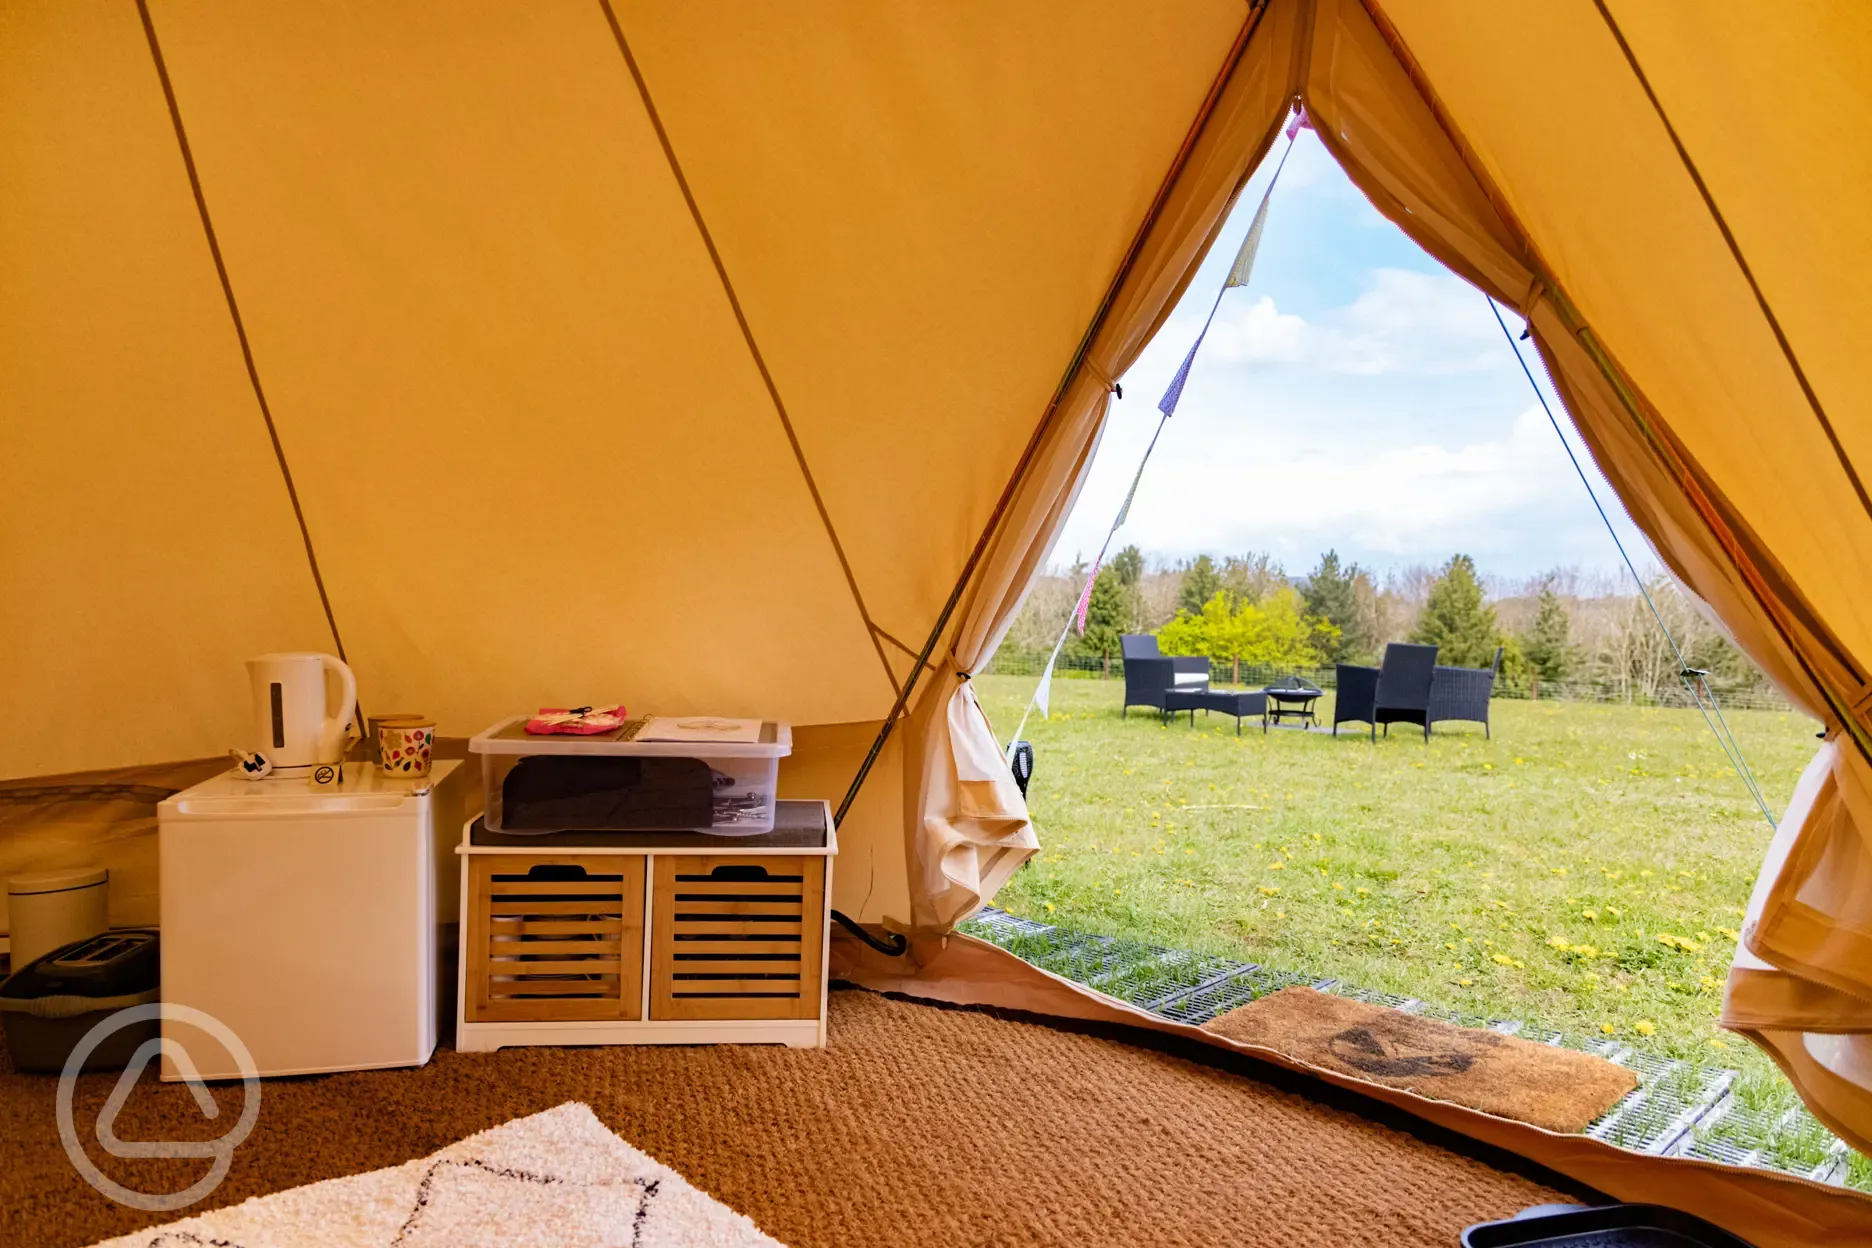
0,989,1570,1247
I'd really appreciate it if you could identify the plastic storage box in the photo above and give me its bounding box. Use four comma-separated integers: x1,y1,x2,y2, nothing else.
470,717,791,835
0,930,160,1073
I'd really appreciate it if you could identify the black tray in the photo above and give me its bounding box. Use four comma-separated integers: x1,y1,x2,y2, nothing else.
1463,1204,1755,1248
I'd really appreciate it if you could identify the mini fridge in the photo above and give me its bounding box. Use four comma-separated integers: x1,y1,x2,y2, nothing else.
156,761,472,1079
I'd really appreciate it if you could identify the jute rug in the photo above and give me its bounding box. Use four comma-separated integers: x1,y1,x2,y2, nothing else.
2,989,1569,1247
88,1103,780,1248
1203,987,1639,1133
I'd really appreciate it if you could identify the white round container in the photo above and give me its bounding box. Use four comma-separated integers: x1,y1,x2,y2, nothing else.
7,867,109,968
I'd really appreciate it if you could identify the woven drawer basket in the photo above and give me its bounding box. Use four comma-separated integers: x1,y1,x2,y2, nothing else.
649,855,825,1020
465,856,646,1022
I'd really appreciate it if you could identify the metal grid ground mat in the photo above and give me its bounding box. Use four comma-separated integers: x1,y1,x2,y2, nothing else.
1331,985,1417,1011
958,907,1051,945
957,910,1865,1180
1154,966,1327,1025
1102,949,1249,1012
1028,933,1165,988
1679,1099,1852,1183
1588,1059,1734,1156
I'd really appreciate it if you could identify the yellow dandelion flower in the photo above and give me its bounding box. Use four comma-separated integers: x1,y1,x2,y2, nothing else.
1356,886,1371,896
1044,902,1055,912
1600,1022,1617,1035
1709,1037,1729,1049
1582,909,1598,921
1491,954,1515,967
1458,977,1475,987
1635,1020,1656,1036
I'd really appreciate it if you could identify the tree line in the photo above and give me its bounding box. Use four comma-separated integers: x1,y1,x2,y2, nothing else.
1005,547,1775,704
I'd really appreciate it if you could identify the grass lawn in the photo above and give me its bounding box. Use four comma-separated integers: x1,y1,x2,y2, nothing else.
972,672,1817,1074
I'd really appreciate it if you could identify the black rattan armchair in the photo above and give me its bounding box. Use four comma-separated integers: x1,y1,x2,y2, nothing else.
1429,646,1503,738
1333,642,1439,742
1121,634,1210,718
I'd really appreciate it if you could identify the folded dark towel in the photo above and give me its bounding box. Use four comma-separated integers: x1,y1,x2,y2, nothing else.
501,755,715,830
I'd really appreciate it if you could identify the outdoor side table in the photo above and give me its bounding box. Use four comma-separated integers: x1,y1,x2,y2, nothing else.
1266,686,1323,729
1163,688,1269,735
1161,689,1208,725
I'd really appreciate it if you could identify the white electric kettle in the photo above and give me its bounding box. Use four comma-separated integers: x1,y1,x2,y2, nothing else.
246,653,358,773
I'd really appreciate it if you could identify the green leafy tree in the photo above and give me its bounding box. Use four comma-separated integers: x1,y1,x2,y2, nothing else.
1109,545,1144,588
1069,566,1128,673
1178,554,1222,616
1521,581,1576,684
1411,554,1500,667
1301,549,1371,663
1219,552,1283,609
1497,635,1532,693
1158,588,1333,682
1107,544,1146,632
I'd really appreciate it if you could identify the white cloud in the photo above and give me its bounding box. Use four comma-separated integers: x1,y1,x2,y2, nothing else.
1205,295,1306,364
1206,268,1506,376
1052,396,1649,581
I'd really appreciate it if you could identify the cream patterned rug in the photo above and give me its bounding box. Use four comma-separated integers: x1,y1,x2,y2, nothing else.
90,1102,783,1247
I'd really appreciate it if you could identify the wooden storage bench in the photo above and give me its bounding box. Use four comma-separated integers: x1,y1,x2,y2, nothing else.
456,800,835,1051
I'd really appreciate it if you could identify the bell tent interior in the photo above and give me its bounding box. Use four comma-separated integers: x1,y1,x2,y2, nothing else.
5,1,1872,1244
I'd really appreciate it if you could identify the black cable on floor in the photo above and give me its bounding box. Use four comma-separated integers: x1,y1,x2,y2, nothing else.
832,910,908,956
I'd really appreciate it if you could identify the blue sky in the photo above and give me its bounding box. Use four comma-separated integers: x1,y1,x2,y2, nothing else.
1051,127,1655,587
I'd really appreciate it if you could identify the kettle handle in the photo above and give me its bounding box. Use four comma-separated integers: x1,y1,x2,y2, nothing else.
318,654,359,760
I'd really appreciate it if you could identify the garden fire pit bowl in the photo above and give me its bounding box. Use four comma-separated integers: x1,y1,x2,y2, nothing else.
1264,677,1323,729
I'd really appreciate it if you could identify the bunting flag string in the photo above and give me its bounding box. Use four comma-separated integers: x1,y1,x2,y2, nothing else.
1006,115,1306,756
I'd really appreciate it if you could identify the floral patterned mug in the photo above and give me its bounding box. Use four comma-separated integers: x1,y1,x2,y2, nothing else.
377,718,435,777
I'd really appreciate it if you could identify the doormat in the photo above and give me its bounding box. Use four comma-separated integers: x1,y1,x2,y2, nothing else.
1203,986,1638,1133
87,1102,783,1248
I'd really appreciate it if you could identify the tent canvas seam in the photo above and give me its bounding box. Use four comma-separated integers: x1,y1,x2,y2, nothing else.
594,0,900,709
1590,0,1872,530
871,624,921,662
132,0,351,670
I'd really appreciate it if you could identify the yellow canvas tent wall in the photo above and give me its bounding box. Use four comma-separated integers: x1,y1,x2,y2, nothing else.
6,2,1872,1242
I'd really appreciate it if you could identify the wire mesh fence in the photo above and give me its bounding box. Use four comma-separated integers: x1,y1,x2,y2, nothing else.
979,648,1793,713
